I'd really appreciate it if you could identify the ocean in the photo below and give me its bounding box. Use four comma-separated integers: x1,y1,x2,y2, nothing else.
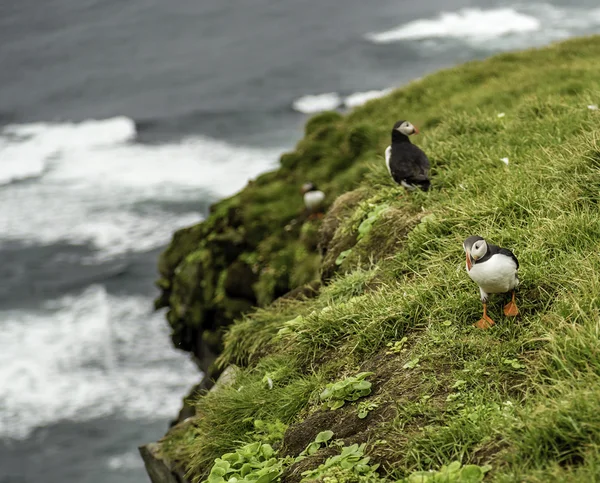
1,1,600,482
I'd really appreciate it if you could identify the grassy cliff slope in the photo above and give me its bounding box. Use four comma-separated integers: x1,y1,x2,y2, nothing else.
158,36,600,482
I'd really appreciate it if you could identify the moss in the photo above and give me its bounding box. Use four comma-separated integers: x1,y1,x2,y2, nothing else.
290,252,321,288
319,189,368,281
300,221,321,251
304,111,343,138
223,260,258,302
343,123,379,159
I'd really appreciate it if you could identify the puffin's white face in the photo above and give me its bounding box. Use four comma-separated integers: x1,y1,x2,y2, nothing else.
301,182,315,194
470,239,488,261
397,121,418,136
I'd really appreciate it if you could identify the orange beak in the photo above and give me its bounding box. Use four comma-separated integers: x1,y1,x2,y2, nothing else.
466,250,472,271
413,126,420,135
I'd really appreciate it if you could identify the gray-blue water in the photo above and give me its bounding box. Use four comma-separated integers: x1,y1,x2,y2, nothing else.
1,0,599,481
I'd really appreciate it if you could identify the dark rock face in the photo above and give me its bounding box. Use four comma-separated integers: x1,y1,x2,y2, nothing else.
139,443,187,483
152,112,376,403
154,112,359,384
139,367,240,483
224,260,258,301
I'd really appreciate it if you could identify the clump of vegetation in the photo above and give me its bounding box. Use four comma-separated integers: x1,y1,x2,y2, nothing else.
386,337,408,354
297,430,335,459
204,430,335,483
357,401,379,419
320,373,374,410
301,443,382,482
247,419,288,445
204,441,281,483
402,461,491,483
159,36,600,483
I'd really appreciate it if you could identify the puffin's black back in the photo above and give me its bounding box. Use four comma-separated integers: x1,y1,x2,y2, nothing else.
476,243,519,269
389,123,431,190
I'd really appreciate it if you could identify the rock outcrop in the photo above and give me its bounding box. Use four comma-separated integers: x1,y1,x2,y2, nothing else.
154,110,379,398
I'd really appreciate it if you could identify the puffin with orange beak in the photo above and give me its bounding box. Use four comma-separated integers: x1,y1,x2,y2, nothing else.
384,120,431,191
463,236,519,329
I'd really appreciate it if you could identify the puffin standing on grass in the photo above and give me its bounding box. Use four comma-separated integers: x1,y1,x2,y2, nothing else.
385,120,431,191
463,236,519,329
301,182,325,219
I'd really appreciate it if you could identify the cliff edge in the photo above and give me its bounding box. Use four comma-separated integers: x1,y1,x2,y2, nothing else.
144,36,600,483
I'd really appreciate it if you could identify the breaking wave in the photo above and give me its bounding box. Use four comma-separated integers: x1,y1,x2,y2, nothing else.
365,4,600,50
0,117,280,259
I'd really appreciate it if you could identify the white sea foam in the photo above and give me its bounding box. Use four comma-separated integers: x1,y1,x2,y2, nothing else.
0,285,199,440
0,142,47,184
367,8,540,43
107,451,145,470
0,117,280,259
292,92,342,114
292,89,394,114
365,4,600,49
343,89,393,108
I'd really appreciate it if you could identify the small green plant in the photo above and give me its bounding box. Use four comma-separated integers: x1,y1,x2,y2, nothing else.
297,430,335,459
335,249,353,266
247,419,288,445
502,358,525,369
412,214,438,233
300,443,382,482
357,401,379,419
357,204,390,240
403,357,421,370
452,380,467,390
203,441,282,483
403,461,492,483
386,337,408,354
276,315,305,337
320,372,375,410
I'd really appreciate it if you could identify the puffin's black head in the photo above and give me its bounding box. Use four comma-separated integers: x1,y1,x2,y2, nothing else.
463,235,487,270
301,182,317,194
392,120,419,139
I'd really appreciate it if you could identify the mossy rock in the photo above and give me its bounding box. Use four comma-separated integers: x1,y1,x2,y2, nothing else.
304,111,343,138
300,221,321,251
343,123,378,158
223,260,258,302
319,189,368,281
157,224,203,278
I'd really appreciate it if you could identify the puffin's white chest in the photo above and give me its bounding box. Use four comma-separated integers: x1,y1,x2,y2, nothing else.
467,254,518,294
384,145,392,175
304,190,325,212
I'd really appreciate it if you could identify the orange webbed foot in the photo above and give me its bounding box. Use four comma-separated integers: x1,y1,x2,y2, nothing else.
504,301,519,317
473,315,495,330
504,291,519,317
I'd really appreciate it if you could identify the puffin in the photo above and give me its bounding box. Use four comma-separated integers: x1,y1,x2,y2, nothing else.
385,120,431,191
301,182,325,219
463,235,519,329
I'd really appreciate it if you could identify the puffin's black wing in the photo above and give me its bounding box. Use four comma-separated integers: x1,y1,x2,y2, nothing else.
485,244,519,269
498,248,519,269
389,143,431,190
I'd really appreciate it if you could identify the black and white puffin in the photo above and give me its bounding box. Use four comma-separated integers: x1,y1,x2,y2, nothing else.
384,120,431,191
463,235,519,329
301,182,325,218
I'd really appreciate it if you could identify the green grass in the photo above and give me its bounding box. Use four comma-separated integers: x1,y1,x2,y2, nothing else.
161,36,600,482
